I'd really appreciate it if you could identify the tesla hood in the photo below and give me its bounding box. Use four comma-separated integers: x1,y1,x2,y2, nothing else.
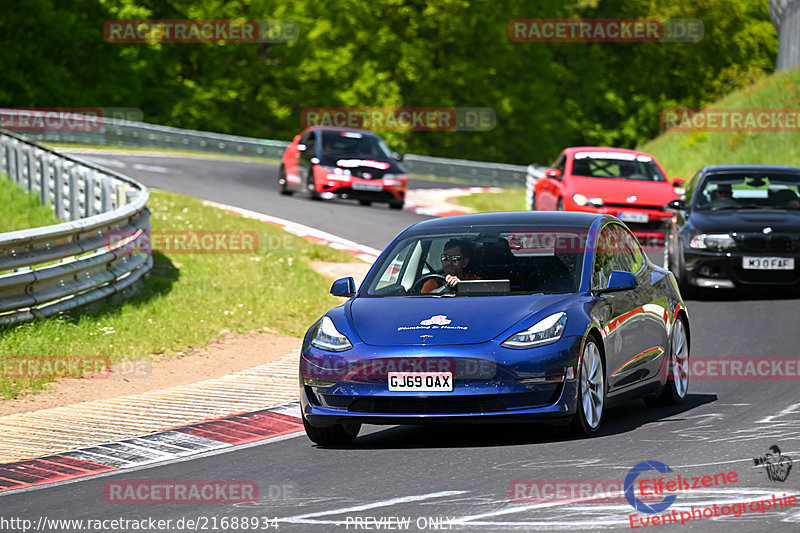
349,294,573,346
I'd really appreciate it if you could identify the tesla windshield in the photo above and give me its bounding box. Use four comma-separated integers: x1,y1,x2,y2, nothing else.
572,153,666,181
364,228,585,297
695,173,800,210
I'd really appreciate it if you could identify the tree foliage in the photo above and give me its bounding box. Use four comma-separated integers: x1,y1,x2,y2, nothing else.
0,0,778,164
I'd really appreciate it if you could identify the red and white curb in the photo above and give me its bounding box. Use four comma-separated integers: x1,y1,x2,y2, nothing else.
203,200,381,263
209,188,505,261
405,187,503,217
0,403,303,494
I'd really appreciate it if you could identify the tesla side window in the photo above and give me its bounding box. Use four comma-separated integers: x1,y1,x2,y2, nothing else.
592,225,634,289
616,226,645,273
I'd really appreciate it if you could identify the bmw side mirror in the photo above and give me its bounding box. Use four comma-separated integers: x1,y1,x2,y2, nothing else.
666,199,685,210
597,271,637,294
331,277,356,297
394,153,404,161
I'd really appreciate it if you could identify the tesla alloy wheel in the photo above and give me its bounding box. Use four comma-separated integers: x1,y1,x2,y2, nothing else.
569,337,605,436
646,316,689,406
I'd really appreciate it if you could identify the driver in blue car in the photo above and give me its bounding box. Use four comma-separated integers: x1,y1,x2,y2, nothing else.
421,239,482,293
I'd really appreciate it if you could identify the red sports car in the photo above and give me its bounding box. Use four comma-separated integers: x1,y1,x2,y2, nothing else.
279,126,407,209
533,147,683,244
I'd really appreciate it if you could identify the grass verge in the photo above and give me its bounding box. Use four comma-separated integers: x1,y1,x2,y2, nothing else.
0,189,354,399
641,66,800,178
0,175,60,231
455,188,526,212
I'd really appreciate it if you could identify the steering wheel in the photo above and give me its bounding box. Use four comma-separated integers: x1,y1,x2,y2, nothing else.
411,273,451,294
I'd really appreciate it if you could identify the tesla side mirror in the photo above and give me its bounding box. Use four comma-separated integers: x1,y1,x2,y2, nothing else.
330,277,356,297
666,199,685,210
545,168,562,179
394,152,404,161
671,177,685,187
597,271,637,294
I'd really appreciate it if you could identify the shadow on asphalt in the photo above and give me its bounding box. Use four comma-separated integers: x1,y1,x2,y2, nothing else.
326,393,717,449
683,286,800,302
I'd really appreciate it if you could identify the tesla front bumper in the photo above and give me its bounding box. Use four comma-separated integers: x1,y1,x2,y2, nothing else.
300,335,585,426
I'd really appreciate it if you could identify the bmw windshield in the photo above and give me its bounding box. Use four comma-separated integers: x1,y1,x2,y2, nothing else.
695,172,800,210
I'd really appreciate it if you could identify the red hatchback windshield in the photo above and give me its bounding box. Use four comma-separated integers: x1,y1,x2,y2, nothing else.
572,153,667,182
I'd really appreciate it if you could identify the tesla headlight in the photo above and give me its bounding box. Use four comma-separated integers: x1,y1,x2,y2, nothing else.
689,233,735,251
572,194,604,207
310,316,353,352
502,312,567,349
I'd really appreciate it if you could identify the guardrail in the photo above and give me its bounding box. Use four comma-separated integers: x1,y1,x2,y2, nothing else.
525,164,546,210
8,113,534,187
0,129,152,325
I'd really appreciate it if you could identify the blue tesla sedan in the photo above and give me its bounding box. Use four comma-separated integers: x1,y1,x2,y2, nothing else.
299,212,690,444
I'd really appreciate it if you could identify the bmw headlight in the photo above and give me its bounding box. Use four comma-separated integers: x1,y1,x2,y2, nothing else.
310,316,353,352
689,233,735,251
502,312,567,349
572,194,604,207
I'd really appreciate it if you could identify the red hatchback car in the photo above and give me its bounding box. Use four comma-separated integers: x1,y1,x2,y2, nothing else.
533,147,683,243
279,126,407,209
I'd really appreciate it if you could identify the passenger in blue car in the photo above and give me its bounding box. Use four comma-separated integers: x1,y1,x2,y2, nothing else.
421,239,482,293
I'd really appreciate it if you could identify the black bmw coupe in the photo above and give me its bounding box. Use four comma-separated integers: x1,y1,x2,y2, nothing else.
665,164,800,297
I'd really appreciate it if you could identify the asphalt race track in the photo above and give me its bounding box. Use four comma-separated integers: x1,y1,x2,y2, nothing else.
2,152,799,532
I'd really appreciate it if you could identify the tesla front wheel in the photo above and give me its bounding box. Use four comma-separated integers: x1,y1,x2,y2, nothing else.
567,337,605,436
302,412,360,446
